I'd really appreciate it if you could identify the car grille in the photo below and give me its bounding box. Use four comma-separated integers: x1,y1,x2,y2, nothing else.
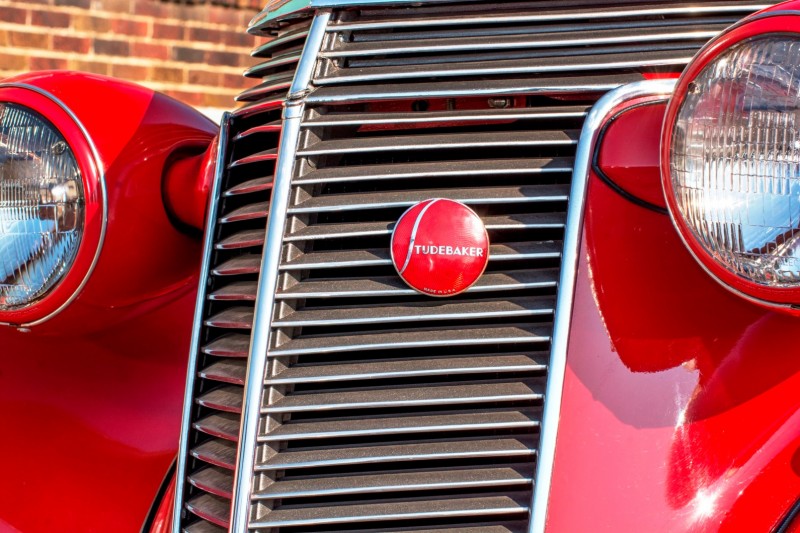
175,2,767,532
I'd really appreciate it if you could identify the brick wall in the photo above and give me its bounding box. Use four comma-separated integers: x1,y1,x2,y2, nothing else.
0,0,267,117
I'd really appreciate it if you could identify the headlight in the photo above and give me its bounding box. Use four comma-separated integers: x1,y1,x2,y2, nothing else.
0,103,84,309
663,12,800,307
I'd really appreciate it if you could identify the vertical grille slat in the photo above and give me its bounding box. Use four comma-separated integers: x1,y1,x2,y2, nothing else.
176,2,768,532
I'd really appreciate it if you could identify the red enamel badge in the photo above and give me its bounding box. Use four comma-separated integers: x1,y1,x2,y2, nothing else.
391,199,490,297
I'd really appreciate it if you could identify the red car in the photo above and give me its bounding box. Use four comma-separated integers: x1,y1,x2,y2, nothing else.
2,0,800,531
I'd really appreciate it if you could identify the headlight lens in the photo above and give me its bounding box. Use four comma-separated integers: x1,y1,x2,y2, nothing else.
669,34,800,288
0,103,84,309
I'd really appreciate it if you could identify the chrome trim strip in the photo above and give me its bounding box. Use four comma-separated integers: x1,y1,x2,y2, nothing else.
229,12,331,532
251,1,767,31
0,82,108,328
289,10,331,98
172,113,231,533
529,78,676,533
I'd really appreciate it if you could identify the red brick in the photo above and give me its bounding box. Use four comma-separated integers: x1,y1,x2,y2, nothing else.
53,35,91,53
111,19,149,36
152,66,184,83
94,38,129,56
74,15,112,33
112,64,149,81
31,10,70,28
188,27,226,44
173,46,205,64
222,73,251,90
54,0,91,8
30,57,69,71
102,0,132,13
207,6,241,26
0,53,28,71
71,60,110,75
10,32,49,49
132,42,169,60
0,7,27,25
153,23,183,41
188,69,220,86
134,1,169,18
224,31,255,49
202,92,236,109
206,50,240,67
0,31,9,47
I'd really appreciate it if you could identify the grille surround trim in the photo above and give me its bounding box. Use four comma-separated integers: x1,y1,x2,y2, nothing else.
229,11,332,533
173,114,230,533
529,79,676,533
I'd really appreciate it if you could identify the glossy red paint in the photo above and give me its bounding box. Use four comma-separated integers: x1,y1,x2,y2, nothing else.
596,100,667,209
149,475,176,533
0,71,214,531
164,135,219,231
390,199,489,296
661,11,800,307
546,169,800,531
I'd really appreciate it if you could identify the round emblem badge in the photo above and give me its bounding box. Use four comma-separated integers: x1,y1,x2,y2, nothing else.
390,199,490,297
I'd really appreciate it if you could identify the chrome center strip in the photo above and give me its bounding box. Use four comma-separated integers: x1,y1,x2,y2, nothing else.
529,78,676,533
173,113,230,533
229,11,331,532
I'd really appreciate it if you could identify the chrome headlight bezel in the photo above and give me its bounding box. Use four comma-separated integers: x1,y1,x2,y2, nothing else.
662,10,800,308
0,84,105,327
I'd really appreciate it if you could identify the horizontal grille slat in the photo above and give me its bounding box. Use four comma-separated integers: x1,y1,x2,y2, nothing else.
202,334,250,357
186,493,230,528
209,281,258,302
233,120,282,141
212,255,261,276
244,51,303,78
261,408,541,442
191,440,237,470
251,27,311,57
325,25,725,58
189,467,234,499
276,268,560,299
229,149,278,169
280,242,561,271
290,185,570,213
265,380,545,414
273,296,554,328
219,203,269,223
328,3,765,30
200,359,247,385
250,493,530,528
268,353,548,385
205,307,254,329
193,412,240,441
306,72,641,103
197,386,244,413
184,520,227,533
318,48,694,85
224,176,274,197
294,157,574,185
215,229,265,251
270,324,551,357
257,436,537,471
254,466,532,500
302,107,589,127
285,212,566,242
298,130,579,156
